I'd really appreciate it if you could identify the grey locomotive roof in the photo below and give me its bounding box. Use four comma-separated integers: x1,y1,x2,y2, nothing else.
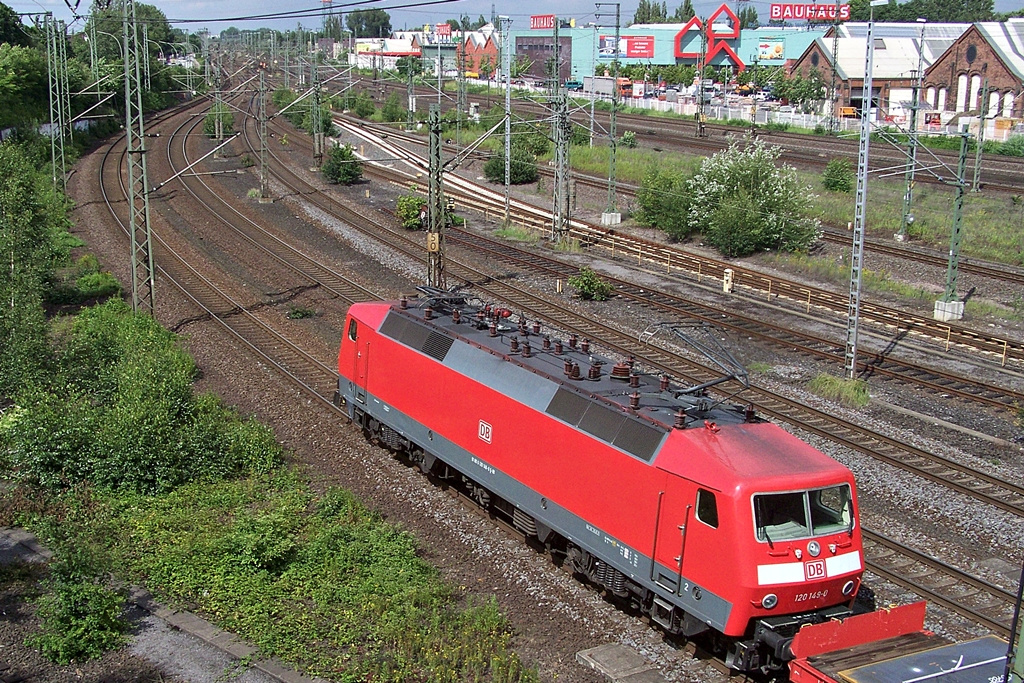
378,303,755,463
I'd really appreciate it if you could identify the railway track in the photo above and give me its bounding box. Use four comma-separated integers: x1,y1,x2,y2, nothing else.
371,79,1024,193
94,91,1023,648
356,118,1024,298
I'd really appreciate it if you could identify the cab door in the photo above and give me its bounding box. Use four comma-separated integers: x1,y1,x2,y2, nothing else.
347,317,368,404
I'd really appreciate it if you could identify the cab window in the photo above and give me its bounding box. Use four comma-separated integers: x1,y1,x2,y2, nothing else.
347,318,358,342
696,489,718,528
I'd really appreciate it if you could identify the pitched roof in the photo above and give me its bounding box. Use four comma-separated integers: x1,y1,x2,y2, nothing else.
807,34,948,80
973,18,1024,81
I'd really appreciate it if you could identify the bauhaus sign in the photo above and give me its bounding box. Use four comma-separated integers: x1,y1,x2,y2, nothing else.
770,3,851,20
530,14,556,30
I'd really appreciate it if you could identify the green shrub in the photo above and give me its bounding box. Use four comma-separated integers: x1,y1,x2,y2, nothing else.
997,135,1024,157
28,541,128,664
568,266,614,301
822,157,854,193
351,91,376,118
807,373,869,407
483,148,538,185
321,143,362,185
46,255,121,305
202,103,234,138
620,130,638,148
396,194,425,230
635,167,690,239
381,92,406,123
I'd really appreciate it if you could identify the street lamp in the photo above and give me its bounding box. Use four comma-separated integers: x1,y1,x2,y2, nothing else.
897,17,927,241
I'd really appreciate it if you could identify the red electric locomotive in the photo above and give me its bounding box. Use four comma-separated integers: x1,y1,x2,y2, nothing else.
335,292,864,672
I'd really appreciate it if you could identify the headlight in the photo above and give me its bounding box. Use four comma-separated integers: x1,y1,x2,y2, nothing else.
843,580,856,596
808,541,821,557
761,593,778,609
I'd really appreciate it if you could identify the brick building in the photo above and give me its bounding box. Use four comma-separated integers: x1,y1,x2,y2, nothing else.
923,19,1024,119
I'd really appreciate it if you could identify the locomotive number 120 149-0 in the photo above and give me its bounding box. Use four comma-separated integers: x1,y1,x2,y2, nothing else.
794,590,828,602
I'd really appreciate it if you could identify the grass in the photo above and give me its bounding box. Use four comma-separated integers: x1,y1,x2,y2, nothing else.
494,225,540,244
11,472,537,682
747,362,772,374
807,373,870,407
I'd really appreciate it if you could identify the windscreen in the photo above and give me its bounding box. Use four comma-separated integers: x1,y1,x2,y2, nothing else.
754,484,852,542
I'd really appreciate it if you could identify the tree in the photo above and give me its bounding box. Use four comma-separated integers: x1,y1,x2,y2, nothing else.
672,0,695,21
0,44,48,130
380,91,405,122
347,9,391,38
395,55,422,78
738,6,760,28
478,55,496,80
483,147,538,184
632,0,669,23
0,2,32,47
635,167,691,239
684,137,820,257
203,103,234,137
321,144,362,185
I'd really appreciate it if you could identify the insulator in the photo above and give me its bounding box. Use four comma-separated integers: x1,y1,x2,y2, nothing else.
570,363,581,380
745,404,756,422
522,340,532,358
627,355,635,367
532,321,541,334
519,321,528,336
610,361,631,380
555,340,563,354
424,305,433,320
674,409,687,429
543,336,551,351
564,358,573,375
452,309,461,324
581,339,590,354
568,333,577,349
660,374,670,391
399,295,408,309
489,320,497,337
588,363,601,380
630,391,640,409
629,373,640,388
476,309,485,321
510,336,520,353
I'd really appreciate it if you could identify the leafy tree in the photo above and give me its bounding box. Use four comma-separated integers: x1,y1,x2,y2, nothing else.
0,44,48,130
672,0,695,21
347,9,391,38
0,2,32,47
685,137,820,257
738,6,760,28
321,143,362,184
633,0,669,23
478,55,496,80
509,56,532,79
395,55,423,78
483,147,538,184
203,103,234,137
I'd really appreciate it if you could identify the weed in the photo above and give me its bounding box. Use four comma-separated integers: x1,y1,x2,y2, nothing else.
807,374,870,408
246,188,261,199
553,238,582,253
286,306,316,320
568,266,614,300
240,155,255,168
747,361,772,374
494,226,539,244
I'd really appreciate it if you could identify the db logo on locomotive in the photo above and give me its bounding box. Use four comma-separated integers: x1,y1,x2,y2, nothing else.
804,560,826,580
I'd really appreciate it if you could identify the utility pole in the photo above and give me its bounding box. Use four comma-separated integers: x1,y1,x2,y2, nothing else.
45,14,70,194
935,134,969,321
406,61,414,131
596,2,621,224
552,92,571,243
427,105,446,289
310,55,324,167
827,0,842,135
500,16,512,224
123,0,156,315
898,17,927,240
972,75,989,191
696,18,708,138
142,24,151,91
844,0,886,379
457,30,467,145
259,64,270,201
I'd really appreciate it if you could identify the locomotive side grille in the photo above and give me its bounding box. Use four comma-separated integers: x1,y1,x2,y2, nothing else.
421,331,454,361
380,313,453,362
613,419,664,462
546,388,590,425
578,404,627,442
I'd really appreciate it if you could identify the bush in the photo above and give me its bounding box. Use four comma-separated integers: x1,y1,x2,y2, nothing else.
997,135,1024,157
396,194,425,230
568,266,614,301
321,143,363,185
46,255,121,305
822,158,854,193
381,92,406,123
202,104,234,138
685,136,820,257
620,130,638,148
351,91,376,118
483,148,538,185
635,167,691,239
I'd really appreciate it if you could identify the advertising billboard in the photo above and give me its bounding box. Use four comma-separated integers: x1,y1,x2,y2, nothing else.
530,14,556,30
598,35,655,59
757,40,786,60
769,3,851,20
435,23,452,36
